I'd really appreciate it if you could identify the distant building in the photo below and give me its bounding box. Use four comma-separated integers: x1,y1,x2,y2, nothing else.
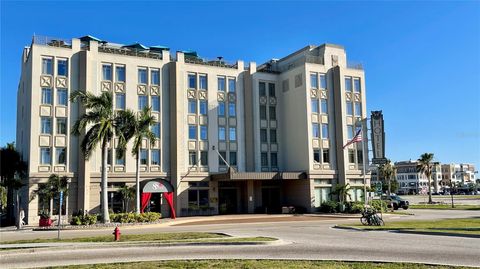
394,160,441,195
441,163,476,189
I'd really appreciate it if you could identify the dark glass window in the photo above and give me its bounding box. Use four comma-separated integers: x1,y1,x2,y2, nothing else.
116,66,125,82
259,82,266,96
57,59,68,76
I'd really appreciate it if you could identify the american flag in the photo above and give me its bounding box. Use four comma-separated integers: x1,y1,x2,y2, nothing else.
343,129,362,149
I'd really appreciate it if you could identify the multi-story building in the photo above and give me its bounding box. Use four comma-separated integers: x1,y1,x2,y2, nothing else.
16,35,369,224
394,160,442,194
441,163,477,189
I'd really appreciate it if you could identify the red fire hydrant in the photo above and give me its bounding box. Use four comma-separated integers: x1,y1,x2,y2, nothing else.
113,226,121,241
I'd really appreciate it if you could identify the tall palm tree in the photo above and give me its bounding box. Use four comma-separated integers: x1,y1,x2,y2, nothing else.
417,153,434,204
378,160,396,195
70,91,134,223
128,107,156,214
30,174,69,217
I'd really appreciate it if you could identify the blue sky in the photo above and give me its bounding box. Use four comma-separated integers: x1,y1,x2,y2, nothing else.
1,1,479,170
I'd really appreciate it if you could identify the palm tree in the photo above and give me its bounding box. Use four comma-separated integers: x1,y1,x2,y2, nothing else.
30,174,69,217
331,183,352,206
118,185,135,212
378,160,396,195
70,91,134,223
128,107,156,214
417,153,434,204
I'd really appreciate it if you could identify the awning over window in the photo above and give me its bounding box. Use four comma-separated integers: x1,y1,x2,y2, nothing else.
143,179,174,193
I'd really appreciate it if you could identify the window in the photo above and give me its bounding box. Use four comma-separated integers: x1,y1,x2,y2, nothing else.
261,153,268,167
57,88,68,106
229,152,237,166
321,99,328,114
217,77,225,92
200,125,208,140
152,123,160,138
57,118,67,135
321,124,329,139
140,149,148,165
116,66,125,82
218,102,225,116
116,93,125,109
259,82,266,96
260,105,267,120
228,78,235,93
271,153,278,167
115,149,125,165
268,83,275,97
354,78,361,93
189,151,197,166
314,187,331,207
313,150,320,163
357,149,363,164
310,73,318,89
41,117,52,134
228,103,236,117
270,129,277,143
320,74,327,89
199,100,207,115
347,125,354,139
354,103,361,116
188,74,196,89
346,101,353,116
312,123,320,138
188,99,196,114
219,151,227,165
56,148,66,164
345,77,352,92
218,127,226,141
200,151,208,166
42,58,53,75
41,88,52,105
138,95,148,110
102,64,112,81
269,106,276,120
199,75,207,90
322,149,330,163
152,96,160,112
40,147,51,164
151,69,160,85
188,188,209,209
188,125,197,140
311,99,319,113
57,59,68,76
348,149,355,163
260,129,267,142
107,150,112,165
229,127,236,141
151,149,160,165
138,68,148,84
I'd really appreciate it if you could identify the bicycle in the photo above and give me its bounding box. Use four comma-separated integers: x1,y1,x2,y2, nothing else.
360,208,385,226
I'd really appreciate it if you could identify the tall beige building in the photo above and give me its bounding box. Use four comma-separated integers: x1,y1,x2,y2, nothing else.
16,35,369,224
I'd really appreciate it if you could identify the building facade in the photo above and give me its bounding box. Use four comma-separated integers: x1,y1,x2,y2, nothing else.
441,163,477,189
16,35,369,224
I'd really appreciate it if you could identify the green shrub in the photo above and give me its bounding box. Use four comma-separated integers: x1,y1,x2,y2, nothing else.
346,202,364,213
70,211,97,225
371,200,387,212
318,201,339,213
109,212,161,223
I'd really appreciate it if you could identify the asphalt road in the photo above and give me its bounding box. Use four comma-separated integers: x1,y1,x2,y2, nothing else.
399,195,480,205
1,210,480,268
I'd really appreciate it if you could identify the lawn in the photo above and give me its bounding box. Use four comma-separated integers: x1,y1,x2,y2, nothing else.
342,218,480,236
57,260,475,269
409,204,480,210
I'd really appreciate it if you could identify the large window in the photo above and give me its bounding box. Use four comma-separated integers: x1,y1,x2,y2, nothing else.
228,78,235,93
102,64,112,81
229,127,236,141
219,151,227,166
116,93,125,109
228,103,236,117
260,105,267,120
354,103,361,116
217,77,225,92
269,106,276,120
138,95,148,110
310,73,318,89
218,102,225,116
200,125,208,140
152,96,160,112
189,151,197,166
200,151,208,166
199,100,207,115
151,149,160,165
312,123,320,138
311,99,319,113
188,125,197,139
271,153,278,167
140,149,148,165
41,117,52,134
345,77,352,92
138,68,147,84
57,59,68,76
268,83,275,97
354,78,361,93
323,149,330,163
348,149,355,163
40,147,51,164
151,69,160,85
346,101,353,116
57,118,67,135
188,99,196,114
259,82,266,96
218,127,226,141
321,123,329,139
313,150,320,163
188,74,196,89
56,147,66,164
199,75,207,90
229,152,237,166
357,149,363,164
57,88,68,106
314,187,331,207
42,58,53,75
320,74,327,89
270,129,277,143
347,125,354,139
261,153,268,167
152,123,160,138
321,99,328,114
115,149,125,165
116,66,125,82
188,187,209,210
260,129,267,142
41,88,52,105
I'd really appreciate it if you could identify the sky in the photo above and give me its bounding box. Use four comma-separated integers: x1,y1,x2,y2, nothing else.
1,1,479,170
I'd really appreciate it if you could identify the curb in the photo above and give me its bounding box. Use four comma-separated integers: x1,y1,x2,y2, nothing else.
333,225,480,239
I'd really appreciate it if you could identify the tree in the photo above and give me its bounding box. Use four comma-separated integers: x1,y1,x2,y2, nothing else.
128,107,156,214
378,160,396,195
30,174,69,217
331,183,352,205
0,142,27,226
70,91,134,223
118,185,135,212
417,153,435,204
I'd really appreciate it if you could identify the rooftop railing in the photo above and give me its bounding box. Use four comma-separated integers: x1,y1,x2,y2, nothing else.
32,35,72,49
347,61,363,70
98,45,163,60
184,56,238,69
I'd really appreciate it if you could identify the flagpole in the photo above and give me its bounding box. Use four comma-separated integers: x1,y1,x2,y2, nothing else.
361,118,368,206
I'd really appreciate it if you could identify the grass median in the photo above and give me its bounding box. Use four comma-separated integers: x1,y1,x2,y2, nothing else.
56,260,475,269
339,218,480,236
409,204,480,210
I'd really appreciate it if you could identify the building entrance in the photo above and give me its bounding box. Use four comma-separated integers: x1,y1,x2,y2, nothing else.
218,181,247,214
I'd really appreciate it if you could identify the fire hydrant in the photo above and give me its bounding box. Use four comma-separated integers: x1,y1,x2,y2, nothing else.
113,226,121,241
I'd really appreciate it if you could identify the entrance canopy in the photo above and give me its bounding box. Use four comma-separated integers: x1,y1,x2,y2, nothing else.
211,168,307,181
143,179,174,193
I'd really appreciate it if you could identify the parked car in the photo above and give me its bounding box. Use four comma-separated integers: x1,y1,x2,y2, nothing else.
380,195,409,210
